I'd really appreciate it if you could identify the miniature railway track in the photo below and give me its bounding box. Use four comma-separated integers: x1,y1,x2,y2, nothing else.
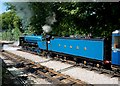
2,58,26,85
18,49,120,78
1,50,88,85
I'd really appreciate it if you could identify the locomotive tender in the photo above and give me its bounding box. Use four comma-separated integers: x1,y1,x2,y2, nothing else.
19,30,120,69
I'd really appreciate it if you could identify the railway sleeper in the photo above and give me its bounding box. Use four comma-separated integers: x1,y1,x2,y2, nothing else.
111,74,120,78
48,72,57,77
41,69,49,73
37,70,63,84
66,81,76,85
37,68,49,73
6,64,15,68
15,62,25,68
37,73,47,79
56,76,66,81
26,67,37,73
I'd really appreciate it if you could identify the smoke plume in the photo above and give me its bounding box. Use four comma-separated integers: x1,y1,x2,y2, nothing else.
45,12,56,25
42,12,56,33
10,2,33,30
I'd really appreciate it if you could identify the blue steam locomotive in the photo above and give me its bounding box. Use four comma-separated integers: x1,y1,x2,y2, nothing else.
19,30,120,69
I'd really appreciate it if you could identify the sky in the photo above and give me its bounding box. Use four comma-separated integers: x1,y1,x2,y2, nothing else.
0,0,13,14
0,1,7,14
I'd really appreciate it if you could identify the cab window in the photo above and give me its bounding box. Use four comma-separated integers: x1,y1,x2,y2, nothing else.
114,36,120,49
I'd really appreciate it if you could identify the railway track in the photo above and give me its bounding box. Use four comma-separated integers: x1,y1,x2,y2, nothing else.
18,49,120,78
1,58,26,85
1,50,88,85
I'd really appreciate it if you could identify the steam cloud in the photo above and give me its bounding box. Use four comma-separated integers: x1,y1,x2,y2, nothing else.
42,25,52,33
10,2,33,30
45,12,56,25
42,12,56,33
11,2,56,34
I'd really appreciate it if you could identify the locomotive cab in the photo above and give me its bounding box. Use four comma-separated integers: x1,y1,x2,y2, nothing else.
19,36,25,46
112,30,120,67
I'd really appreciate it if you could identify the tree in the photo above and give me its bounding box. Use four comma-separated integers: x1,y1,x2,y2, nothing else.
56,2,120,37
3,2,120,38
1,10,22,40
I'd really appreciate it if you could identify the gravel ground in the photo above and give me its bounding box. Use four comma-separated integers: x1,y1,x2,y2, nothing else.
3,44,21,51
62,67,118,84
2,44,119,84
41,60,72,71
8,50,51,63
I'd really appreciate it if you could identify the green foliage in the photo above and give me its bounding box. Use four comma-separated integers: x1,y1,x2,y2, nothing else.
1,10,22,40
1,2,120,38
0,11,15,30
2,29,12,41
23,26,34,35
12,27,22,41
55,2,120,37
2,28,22,41
29,2,120,37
